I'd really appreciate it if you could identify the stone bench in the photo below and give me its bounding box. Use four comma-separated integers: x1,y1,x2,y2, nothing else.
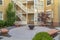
47,29,59,37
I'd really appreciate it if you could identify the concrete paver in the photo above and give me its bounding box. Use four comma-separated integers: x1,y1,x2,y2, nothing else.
1,26,60,40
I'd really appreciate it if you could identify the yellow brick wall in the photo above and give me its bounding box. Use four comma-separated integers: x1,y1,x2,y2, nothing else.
53,0,59,22
0,0,11,20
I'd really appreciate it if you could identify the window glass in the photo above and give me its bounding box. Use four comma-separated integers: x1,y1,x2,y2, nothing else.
47,0,51,5
31,15,34,21
0,0,2,5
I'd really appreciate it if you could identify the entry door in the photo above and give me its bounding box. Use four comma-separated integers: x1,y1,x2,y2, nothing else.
28,14,34,24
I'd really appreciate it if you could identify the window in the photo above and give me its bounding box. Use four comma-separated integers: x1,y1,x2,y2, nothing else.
46,10,53,25
0,0,2,5
0,12,3,20
46,0,53,5
47,0,51,5
46,10,53,18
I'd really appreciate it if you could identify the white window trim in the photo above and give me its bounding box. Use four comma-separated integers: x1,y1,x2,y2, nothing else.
0,0,4,6
2,13,3,20
46,9,53,18
46,9,52,11
0,11,3,20
46,0,53,7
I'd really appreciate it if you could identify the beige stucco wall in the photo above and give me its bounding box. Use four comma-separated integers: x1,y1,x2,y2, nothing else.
58,0,60,24
53,0,59,26
44,0,59,26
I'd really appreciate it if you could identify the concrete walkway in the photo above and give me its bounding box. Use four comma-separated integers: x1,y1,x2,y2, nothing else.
1,26,60,40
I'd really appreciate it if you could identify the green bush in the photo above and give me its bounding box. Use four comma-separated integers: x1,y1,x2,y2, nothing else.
0,2,16,28
0,20,5,28
32,32,53,40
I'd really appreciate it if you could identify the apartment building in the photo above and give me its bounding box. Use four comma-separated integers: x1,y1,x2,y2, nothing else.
13,0,59,27
0,0,59,27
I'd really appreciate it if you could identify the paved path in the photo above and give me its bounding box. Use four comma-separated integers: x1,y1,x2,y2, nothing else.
1,26,60,40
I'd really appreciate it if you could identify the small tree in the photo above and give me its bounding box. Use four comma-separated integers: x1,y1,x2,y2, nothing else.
38,12,50,26
5,2,16,26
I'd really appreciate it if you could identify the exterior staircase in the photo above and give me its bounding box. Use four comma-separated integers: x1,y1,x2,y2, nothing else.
13,0,34,25
16,12,26,21
13,0,34,13
16,12,27,24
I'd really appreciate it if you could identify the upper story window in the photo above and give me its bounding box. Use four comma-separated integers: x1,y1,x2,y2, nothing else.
46,0,53,6
0,0,2,5
0,11,3,20
47,0,51,5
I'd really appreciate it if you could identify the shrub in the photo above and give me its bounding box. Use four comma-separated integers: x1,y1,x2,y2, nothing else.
5,19,15,26
0,20,5,28
32,32,53,40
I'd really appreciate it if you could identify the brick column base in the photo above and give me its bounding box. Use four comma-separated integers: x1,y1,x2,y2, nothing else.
53,22,59,27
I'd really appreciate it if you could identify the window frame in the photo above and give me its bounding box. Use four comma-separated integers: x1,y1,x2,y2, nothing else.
0,11,3,20
46,9,53,18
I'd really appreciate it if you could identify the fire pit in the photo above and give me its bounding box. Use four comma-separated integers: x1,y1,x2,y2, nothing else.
28,24,35,30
